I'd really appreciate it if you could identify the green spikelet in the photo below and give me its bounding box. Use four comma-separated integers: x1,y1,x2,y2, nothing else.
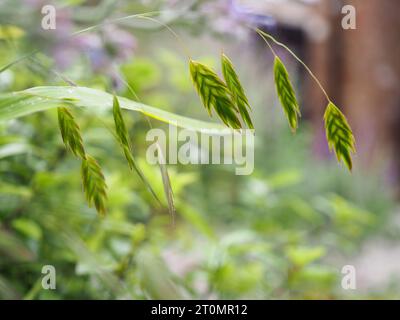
324,102,356,171
81,155,108,215
112,95,135,170
273,56,301,132
189,59,241,129
221,53,253,129
57,107,86,159
112,95,161,203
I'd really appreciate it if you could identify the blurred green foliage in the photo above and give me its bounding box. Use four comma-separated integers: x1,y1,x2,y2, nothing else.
0,0,398,300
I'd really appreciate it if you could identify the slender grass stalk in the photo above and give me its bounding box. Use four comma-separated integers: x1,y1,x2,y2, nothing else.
72,12,191,59
255,28,331,102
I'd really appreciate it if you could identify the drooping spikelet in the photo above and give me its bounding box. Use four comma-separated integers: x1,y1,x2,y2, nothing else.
112,95,160,203
81,155,108,215
324,102,356,171
112,95,135,170
57,107,86,159
273,56,301,132
221,53,253,129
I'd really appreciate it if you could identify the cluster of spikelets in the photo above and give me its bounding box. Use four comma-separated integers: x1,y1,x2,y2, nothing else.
57,95,146,215
57,44,355,218
58,107,107,215
189,53,253,130
271,55,356,171
190,50,355,171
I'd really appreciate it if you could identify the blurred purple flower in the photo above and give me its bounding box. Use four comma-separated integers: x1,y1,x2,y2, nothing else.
200,0,276,37
22,1,137,73
102,25,137,62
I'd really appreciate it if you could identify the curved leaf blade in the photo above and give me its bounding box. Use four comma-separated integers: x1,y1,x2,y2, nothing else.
0,86,226,131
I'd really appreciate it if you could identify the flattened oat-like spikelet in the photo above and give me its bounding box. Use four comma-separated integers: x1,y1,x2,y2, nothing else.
189,59,241,129
221,53,253,129
81,155,108,215
112,95,135,170
112,95,161,203
324,102,356,171
273,56,301,132
57,107,86,159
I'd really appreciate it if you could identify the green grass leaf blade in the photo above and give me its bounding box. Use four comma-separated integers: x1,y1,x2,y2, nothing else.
324,102,356,171
273,56,301,132
0,86,226,131
221,53,254,129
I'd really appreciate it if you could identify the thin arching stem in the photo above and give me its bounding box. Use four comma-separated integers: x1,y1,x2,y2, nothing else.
132,15,192,59
71,11,162,36
255,28,331,103
72,11,191,59
0,50,40,73
2,11,192,75
255,29,277,57
29,56,77,86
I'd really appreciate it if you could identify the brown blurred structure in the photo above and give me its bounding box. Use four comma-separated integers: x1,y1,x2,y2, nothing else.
306,0,400,184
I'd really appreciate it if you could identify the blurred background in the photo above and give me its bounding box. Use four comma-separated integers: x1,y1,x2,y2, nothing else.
0,0,400,299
